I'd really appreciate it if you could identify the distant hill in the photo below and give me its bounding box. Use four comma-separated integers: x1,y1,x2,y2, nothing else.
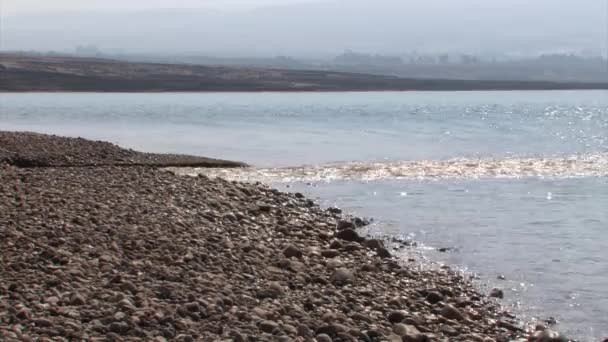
2,53,608,92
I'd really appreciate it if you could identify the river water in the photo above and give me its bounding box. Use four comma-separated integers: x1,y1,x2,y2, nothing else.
1,91,607,340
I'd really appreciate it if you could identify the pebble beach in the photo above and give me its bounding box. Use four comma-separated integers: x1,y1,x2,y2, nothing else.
0,131,570,341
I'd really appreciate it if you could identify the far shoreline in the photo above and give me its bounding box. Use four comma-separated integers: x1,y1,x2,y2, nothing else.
3,53,608,93
3,88,608,94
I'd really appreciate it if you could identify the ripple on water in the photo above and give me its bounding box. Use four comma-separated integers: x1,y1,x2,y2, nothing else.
170,153,608,183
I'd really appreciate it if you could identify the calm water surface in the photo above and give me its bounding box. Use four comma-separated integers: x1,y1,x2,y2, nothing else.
1,91,607,340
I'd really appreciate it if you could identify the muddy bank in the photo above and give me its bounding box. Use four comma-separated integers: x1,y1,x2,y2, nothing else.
0,131,246,168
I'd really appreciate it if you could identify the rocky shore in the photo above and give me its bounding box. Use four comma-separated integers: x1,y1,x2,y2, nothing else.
0,131,246,168
0,133,568,341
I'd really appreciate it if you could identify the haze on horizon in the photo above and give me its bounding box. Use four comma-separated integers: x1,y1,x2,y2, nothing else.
2,0,606,58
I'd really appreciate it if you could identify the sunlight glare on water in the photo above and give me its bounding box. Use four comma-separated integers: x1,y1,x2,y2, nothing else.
2,90,608,340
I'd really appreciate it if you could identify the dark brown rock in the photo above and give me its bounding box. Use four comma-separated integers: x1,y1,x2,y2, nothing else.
489,288,504,299
425,291,443,304
440,304,465,321
259,320,280,333
335,229,361,242
283,244,303,258
336,220,354,230
387,310,408,324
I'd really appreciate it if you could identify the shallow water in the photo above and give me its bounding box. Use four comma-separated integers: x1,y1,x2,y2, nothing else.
1,91,607,340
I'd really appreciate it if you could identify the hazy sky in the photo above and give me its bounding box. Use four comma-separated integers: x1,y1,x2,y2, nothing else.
3,0,606,57
4,0,321,14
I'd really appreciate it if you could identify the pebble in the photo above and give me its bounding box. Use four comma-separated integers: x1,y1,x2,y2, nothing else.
330,268,355,285
283,244,303,258
335,229,361,242
336,220,354,230
393,323,420,337
387,311,408,324
316,334,333,342
259,320,279,333
440,304,466,321
69,293,86,306
425,291,444,304
529,329,568,342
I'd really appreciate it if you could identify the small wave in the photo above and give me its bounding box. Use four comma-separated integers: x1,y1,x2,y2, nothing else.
171,154,608,183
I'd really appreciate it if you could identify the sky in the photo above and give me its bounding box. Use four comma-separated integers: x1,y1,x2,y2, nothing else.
3,0,321,14
2,0,606,58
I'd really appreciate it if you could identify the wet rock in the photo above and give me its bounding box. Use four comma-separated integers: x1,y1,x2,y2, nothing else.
352,217,369,227
544,317,558,326
335,229,361,242
336,220,354,230
376,247,392,259
364,239,385,250
497,320,521,332
489,288,504,299
327,207,342,214
529,329,568,342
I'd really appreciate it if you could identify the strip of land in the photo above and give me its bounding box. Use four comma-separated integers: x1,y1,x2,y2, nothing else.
2,53,608,92
0,131,246,168
0,132,567,341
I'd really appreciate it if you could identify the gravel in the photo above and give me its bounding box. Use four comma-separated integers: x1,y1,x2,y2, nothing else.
0,132,565,341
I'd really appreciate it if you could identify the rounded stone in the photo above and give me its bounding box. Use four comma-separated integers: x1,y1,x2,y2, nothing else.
489,288,504,299
387,310,407,324
440,304,465,321
283,244,303,259
316,334,333,342
393,323,420,337
425,291,444,304
330,268,355,285
530,329,568,342
335,229,361,242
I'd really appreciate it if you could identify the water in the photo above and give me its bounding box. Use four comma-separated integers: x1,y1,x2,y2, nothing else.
1,91,607,340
